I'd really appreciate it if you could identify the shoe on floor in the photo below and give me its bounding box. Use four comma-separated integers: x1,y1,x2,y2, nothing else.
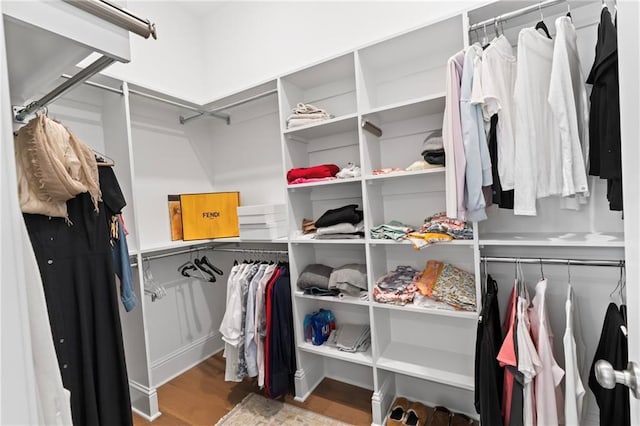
386,397,411,426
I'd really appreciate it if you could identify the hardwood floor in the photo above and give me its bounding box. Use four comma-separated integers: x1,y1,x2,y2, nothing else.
133,352,373,426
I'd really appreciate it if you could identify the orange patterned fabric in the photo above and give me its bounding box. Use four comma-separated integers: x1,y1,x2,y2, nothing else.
413,260,444,297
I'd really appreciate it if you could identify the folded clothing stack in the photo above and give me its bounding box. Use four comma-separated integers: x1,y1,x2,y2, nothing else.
286,103,333,128
374,261,476,311
326,324,371,353
372,265,420,305
297,263,334,296
287,164,339,184
328,263,367,296
407,212,473,249
421,129,445,165
314,204,364,239
370,220,415,241
335,162,361,179
297,263,367,298
287,163,361,185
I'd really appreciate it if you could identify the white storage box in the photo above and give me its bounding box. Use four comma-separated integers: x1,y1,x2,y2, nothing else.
237,204,287,225
239,221,287,240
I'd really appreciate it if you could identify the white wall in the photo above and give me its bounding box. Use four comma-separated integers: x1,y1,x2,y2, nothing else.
98,1,484,103
201,1,482,101
104,1,208,103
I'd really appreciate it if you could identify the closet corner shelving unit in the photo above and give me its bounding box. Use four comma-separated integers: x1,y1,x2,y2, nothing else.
277,11,481,425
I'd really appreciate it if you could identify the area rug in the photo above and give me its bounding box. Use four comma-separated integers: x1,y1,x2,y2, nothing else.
216,393,350,425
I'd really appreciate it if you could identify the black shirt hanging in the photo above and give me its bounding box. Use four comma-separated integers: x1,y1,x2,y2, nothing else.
588,302,630,426
474,274,504,426
587,7,623,211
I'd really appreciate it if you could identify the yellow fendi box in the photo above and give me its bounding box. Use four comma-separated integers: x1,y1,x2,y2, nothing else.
179,192,240,241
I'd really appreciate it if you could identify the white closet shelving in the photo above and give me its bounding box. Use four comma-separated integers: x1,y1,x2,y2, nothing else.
279,10,476,426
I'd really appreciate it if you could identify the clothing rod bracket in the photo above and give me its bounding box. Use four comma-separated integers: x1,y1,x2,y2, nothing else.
179,111,230,125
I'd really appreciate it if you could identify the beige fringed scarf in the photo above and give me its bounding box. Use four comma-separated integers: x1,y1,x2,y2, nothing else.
15,114,101,220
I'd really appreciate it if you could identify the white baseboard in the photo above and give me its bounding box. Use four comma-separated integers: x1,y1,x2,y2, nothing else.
324,372,374,391
293,363,323,402
132,406,162,422
150,332,224,388
129,380,160,419
371,375,394,426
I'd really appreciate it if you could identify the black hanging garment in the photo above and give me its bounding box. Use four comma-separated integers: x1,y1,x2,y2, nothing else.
474,274,504,426
588,303,630,426
587,7,622,211
23,176,133,425
268,266,296,399
488,114,514,209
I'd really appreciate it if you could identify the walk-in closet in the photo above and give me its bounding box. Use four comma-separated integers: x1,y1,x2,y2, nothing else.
2,1,640,425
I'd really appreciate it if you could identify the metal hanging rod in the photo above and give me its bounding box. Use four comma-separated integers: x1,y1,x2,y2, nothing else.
14,55,116,122
61,73,124,95
63,0,157,39
468,0,566,32
128,89,201,113
481,256,624,268
211,247,288,255
180,89,278,126
138,244,288,264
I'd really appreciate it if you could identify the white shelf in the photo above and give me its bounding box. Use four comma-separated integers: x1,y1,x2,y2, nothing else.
287,177,362,190
364,168,445,182
289,238,366,245
371,302,477,319
368,238,474,247
295,291,370,307
139,237,288,254
363,93,446,122
283,113,358,140
298,341,373,367
376,342,474,390
479,232,625,248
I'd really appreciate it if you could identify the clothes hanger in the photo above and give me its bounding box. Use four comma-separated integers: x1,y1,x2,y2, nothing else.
481,22,489,46
193,258,216,282
535,1,552,39
200,255,224,276
566,0,572,19
539,258,545,281
94,149,115,167
494,18,500,38
178,260,199,278
609,261,625,306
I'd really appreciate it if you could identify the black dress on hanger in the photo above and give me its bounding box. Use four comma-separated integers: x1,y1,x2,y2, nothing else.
588,302,630,426
23,174,133,426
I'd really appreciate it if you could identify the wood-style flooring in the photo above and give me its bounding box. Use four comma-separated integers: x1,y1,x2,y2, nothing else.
133,352,373,426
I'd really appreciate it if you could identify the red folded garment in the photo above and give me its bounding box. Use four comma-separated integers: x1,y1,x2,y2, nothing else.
286,164,339,183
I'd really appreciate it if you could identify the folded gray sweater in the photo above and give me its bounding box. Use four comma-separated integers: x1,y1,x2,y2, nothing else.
297,264,334,290
328,263,367,296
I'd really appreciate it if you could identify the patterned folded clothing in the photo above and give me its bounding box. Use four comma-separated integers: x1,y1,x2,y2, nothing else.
370,221,415,241
431,263,476,311
418,212,473,240
286,164,339,183
373,266,420,305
